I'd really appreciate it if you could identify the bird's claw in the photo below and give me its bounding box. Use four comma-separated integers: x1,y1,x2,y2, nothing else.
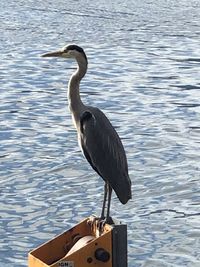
97,217,106,232
105,216,114,225
87,215,114,234
97,216,114,231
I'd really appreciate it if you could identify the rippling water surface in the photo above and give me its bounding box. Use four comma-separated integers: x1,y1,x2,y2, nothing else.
0,0,200,266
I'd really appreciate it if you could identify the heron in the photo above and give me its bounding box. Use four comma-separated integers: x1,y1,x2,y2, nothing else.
42,44,132,223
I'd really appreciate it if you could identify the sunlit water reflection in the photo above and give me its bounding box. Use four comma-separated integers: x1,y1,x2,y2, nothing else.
0,0,200,266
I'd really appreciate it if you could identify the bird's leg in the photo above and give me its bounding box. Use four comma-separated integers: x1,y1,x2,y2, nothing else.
105,184,113,224
100,182,108,219
97,182,108,232
88,182,107,232
98,183,114,231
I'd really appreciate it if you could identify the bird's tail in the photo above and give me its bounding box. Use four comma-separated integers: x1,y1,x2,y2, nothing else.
113,175,132,204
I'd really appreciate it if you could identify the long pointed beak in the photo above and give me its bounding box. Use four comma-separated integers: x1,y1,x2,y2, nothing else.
41,50,63,57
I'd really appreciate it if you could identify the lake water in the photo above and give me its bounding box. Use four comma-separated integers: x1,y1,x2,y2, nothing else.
0,0,200,266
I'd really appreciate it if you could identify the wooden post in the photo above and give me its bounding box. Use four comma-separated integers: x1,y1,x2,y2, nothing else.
112,224,127,267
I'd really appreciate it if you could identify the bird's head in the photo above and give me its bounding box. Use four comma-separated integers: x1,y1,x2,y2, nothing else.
42,44,87,62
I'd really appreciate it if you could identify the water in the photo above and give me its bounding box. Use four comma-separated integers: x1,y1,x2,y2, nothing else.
0,0,200,266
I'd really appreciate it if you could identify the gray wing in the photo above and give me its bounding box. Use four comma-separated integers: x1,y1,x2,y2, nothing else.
80,107,132,204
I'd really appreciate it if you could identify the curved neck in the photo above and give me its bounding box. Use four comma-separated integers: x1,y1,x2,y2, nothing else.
68,55,87,113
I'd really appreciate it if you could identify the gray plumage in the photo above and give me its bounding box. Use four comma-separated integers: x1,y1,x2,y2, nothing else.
42,44,132,221
80,107,131,204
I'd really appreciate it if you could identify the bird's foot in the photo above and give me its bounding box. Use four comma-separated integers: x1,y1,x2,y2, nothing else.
105,216,114,225
97,217,106,232
87,215,114,234
87,215,99,227
97,216,114,232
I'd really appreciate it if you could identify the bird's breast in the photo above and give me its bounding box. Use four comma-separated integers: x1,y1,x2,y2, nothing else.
71,113,77,129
